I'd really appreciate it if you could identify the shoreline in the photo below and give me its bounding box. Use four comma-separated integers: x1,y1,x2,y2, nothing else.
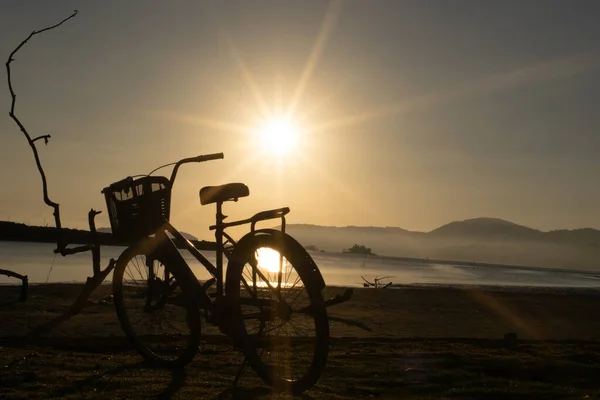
3,239,599,275
2,280,600,295
326,249,600,275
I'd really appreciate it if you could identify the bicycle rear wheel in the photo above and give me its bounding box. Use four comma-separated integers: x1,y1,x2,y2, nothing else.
113,238,201,369
226,230,329,394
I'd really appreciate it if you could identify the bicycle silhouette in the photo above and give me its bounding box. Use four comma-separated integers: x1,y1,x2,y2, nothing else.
103,153,344,394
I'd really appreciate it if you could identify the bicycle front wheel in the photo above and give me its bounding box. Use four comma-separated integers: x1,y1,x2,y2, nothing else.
113,238,201,369
226,230,329,394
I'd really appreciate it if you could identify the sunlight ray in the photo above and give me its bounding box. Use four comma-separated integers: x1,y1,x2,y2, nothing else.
220,151,264,183
468,290,544,340
309,52,600,134
274,152,285,204
294,150,381,222
286,0,343,118
272,70,286,113
221,30,271,120
151,108,267,184
212,85,269,125
154,110,255,136
294,87,344,127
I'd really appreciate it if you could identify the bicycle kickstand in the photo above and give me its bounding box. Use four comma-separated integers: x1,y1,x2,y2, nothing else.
232,320,265,388
232,356,248,387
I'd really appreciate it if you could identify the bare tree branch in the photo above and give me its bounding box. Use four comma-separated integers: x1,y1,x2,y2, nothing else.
361,276,373,286
32,134,51,144
27,258,116,337
88,209,102,274
5,10,78,253
361,275,393,289
5,11,119,333
0,269,28,302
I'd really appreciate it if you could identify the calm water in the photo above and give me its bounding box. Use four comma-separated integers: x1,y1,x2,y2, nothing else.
1,241,599,288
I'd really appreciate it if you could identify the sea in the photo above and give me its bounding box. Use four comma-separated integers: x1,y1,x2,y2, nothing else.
1,241,599,289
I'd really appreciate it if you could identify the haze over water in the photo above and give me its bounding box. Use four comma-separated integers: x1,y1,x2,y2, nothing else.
1,242,598,289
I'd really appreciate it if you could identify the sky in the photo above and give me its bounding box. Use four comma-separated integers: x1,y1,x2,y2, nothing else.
1,0,600,239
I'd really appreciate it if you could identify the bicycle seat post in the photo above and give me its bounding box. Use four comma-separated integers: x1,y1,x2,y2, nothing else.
215,201,226,298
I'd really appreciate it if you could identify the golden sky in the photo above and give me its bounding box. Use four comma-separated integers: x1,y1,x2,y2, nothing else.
2,1,600,239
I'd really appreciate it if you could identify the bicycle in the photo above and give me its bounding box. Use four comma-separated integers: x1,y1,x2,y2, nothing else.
102,153,337,394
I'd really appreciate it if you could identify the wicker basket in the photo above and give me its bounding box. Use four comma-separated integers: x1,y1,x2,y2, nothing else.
102,176,171,243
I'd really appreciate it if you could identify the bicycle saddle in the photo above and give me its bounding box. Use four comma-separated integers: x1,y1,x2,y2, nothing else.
200,183,250,205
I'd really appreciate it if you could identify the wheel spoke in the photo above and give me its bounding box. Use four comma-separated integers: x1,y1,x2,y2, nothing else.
229,236,329,392
114,247,200,367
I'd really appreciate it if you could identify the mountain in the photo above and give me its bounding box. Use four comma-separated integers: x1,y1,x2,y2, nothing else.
3,218,600,270
285,218,600,271
0,221,120,246
546,228,600,247
287,224,421,257
0,222,215,250
429,218,541,240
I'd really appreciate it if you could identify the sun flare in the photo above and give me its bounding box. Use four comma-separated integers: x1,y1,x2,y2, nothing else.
255,247,287,274
256,117,299,156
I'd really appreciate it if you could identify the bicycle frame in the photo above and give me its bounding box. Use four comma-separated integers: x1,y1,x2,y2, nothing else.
110,153,352,393
153,203,290,311
126,153,294,317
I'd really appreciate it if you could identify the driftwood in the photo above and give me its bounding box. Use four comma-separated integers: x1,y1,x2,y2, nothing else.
323,288,353,307
0,269,28,302
6,10,117,335
361,276,393,289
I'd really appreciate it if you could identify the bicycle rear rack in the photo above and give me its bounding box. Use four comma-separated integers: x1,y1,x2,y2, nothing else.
209,207,289,233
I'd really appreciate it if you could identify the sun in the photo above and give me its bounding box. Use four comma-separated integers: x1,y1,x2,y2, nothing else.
256,117,299,156
255,247,287,274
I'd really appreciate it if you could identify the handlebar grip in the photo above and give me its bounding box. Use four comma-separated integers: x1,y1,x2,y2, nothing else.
169,153,224,185
194,152,224,162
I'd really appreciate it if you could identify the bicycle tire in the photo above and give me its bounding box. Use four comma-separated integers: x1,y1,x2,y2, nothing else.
225,230,329,394
113,238,201,369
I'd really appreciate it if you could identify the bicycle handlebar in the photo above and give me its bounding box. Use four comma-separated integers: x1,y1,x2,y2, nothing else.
191,152,224,163
103,153,224,194
169,152,224,186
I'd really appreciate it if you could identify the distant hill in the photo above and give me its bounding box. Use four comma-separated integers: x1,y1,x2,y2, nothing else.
0,221,119,246
287,223,422,258
546,228,600,247
285,218,600,271
3,218,600,270
1,222,214,250
427,218,600,248
429,218,541,240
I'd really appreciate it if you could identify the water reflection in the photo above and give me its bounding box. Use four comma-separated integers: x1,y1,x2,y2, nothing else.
1,242,599,288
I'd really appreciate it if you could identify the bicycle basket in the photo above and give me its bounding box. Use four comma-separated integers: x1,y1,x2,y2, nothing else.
102,176,171,243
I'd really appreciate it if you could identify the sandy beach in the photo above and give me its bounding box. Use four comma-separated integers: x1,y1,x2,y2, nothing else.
1,283,600,398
